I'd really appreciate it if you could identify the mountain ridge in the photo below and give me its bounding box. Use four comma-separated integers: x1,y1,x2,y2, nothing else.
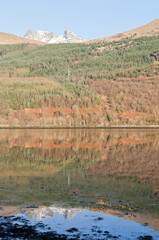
87,19,159,43
0,31,45,45
0,19,159,45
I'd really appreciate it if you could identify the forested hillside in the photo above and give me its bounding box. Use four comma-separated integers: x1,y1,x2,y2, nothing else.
0,35,159,127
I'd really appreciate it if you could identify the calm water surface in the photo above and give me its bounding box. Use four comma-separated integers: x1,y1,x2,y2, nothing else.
0,129,159,239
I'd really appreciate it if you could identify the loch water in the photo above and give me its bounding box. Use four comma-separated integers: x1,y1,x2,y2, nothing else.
0,129,159,239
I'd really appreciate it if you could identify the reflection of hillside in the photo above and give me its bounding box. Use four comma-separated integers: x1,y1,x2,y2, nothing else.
0,129,159,183
0,129,159,231
89,139,159,191
0,129,103,151
1,129,159,149
0,129,159,151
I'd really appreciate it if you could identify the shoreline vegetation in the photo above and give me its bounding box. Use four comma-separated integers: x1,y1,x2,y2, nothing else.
0,126,159,129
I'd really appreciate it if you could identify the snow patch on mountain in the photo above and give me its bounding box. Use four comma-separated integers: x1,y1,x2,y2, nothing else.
24,29,85,44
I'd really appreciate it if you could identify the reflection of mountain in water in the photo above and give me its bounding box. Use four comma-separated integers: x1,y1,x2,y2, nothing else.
27,205,83,220
0,129,159,222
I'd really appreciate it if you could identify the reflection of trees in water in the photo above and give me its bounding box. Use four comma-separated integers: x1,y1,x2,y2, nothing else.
0,147,101,171
88,137,159,192
0,166,157,216
0,131,159,217
0,130,159,178
96,140,159,176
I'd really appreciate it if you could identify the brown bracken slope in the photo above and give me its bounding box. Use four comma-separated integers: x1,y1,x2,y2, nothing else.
87,19,159,43
0,31,45,45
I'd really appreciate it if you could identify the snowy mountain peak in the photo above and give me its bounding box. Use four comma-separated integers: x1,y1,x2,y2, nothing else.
24,30,55,43
24,29,85,44
64,29,75,36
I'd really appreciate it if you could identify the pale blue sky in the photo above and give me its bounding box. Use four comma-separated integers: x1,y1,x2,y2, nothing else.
0,0,159,40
